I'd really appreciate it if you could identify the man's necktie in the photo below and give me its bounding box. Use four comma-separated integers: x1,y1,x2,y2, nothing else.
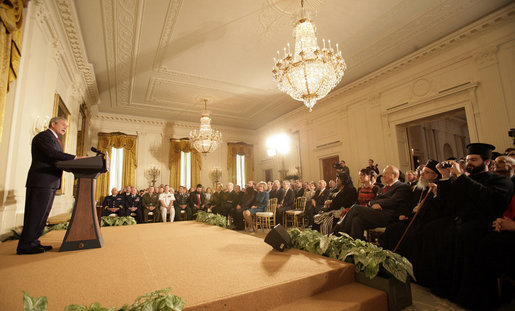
57,137,62,147
197,194,201,207
382,185,390,194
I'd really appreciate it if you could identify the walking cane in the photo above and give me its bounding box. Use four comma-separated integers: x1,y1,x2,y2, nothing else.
393,186,434,253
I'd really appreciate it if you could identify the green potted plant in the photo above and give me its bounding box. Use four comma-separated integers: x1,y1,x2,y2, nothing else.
195,211,227,228
289,228,414,311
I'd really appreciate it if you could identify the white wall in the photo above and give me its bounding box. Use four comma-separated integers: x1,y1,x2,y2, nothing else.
254,8,515,185
0,0,92,235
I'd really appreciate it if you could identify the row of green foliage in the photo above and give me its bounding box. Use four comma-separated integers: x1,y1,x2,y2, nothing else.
288,228,415,283
23,288,185,311
195,211,227,228
100,216,137,226
1,216,137,242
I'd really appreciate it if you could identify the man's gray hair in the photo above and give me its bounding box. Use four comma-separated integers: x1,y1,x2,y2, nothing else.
49,116,67,127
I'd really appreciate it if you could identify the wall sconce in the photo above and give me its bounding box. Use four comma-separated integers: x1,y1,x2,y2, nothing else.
144,165,161,187
33,115,50,135
209,167,223,186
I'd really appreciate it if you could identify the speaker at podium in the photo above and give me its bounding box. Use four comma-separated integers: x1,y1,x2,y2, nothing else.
55,153,109,252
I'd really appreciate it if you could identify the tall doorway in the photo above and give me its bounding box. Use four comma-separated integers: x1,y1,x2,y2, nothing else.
401,108,470,169
321,155,339,182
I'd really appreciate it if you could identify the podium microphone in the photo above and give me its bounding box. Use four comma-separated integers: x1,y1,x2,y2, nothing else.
91,147,105,156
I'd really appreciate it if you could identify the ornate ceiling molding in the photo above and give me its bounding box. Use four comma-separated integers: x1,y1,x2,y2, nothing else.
53,0,99,106
94,113,167,126
322,3,515,103
152,0,183,72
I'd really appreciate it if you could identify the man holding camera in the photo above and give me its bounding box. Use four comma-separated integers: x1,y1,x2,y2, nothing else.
420,143,513,307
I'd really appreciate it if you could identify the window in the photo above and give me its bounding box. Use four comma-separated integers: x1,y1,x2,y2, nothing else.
236,154,245,187
109,147,124,190
180,151,191,189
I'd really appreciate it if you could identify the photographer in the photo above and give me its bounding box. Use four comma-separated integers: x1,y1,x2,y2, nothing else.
334,160,350,176
367,159,380,174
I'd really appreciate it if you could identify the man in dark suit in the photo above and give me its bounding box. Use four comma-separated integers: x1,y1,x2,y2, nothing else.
231,181,256,230
333,165,411,240
17,116,77,255
275,180,295,225
305,180,329,227
189,184,206,216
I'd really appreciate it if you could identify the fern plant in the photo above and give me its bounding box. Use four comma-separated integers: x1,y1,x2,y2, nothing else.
100,216,137,226
195,211,227,228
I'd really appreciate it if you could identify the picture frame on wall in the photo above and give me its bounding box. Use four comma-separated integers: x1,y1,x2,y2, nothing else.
53,93,71,195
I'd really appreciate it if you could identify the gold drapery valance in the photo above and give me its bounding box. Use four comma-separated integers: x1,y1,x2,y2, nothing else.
227,142,254,184
169,139,201,190
0,0,23,145
95,132,138,202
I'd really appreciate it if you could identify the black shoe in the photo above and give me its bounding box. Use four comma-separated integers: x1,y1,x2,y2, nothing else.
17,247,45,255
38,244,53,251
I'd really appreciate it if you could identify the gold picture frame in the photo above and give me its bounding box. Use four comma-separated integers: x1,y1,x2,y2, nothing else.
53,93,71,195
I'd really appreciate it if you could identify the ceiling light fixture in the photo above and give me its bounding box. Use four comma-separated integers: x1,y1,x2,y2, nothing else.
189,98,222,154
272,0,346,111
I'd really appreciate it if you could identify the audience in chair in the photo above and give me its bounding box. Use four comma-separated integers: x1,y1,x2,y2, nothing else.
275,180,295,225
102,187,125,217
231,181,256,230
174,186,192,221
159,185,175,223
314,172,357,234
142,186,161,222
305,180,329,228
333,165,411,240
189,184,206,216
243,181,269,232
125,187,143,223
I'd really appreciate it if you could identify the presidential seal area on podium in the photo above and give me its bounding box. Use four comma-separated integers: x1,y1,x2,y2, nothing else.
55,151,109,252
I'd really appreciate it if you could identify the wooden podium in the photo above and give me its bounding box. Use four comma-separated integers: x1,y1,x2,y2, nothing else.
56,155,109,252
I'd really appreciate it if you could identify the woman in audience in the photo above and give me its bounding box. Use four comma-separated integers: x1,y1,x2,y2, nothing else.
204,187,213,206
357,168,379,206
314,172,357,234
243,181,269,232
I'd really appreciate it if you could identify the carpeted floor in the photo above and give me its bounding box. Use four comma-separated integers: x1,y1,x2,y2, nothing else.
0,221,387,311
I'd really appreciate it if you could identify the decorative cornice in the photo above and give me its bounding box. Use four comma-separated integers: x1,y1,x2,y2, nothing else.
94,113,167,126
322,3,515,103
54,0,99,106
152,0,183,71
473,45,498,67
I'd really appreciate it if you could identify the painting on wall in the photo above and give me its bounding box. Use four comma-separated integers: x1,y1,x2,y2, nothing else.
53,93,71,195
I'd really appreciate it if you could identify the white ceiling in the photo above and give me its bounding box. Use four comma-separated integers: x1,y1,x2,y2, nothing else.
74,0,512,129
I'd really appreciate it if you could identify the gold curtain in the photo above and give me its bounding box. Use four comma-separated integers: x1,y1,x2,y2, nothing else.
169,139,201,189
227,142,254,184
95,132,138,203
0,0,23,145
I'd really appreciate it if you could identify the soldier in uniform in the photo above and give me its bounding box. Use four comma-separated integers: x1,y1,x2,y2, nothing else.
102,187,125,217
125,187,143,223
174,186,192,220
142,186,161,222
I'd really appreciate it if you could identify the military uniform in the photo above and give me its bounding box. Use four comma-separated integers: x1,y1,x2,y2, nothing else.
142,192,161,222
174,192,192,220
102,194,125,217
125,194,143,223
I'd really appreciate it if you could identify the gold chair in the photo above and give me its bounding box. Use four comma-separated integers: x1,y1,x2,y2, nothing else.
285,197,307,229
256,198,278,231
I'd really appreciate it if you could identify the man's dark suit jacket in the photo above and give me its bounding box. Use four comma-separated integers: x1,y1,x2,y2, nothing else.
312,188,329,208
26,129,75,189
189,191,206,209
239,188,257,210
280,188,295,209
269,188,285,202
370,180,411,215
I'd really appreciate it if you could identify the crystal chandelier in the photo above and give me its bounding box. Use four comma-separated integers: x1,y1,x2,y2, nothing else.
189,99,222,154
272,0,346,111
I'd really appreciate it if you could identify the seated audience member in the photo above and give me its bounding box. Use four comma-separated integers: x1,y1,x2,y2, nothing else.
303,181,316,203
269,180,284,202
294,180,304,198
204,187,213,207
231,181,256,230
380,160,442,259
174,186,192,221
222,183,237,217
275,180,295,225
266,181,273,193
125,187,143,223
333,165,411,240
367,159,380,174
156,186,164,194
419,143,513,307
243,181,269,232
357,168,379,206
159,185,175,223
209,183,226,214
405,170,417,187
142,186,161,222
314,172,357,234
102,187,125,217
189,184,206,216
305,180,329,228
327,179,337,192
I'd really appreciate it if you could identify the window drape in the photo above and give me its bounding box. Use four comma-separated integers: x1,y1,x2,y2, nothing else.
227,142,253,184
96,132,138,203
169,139,201,190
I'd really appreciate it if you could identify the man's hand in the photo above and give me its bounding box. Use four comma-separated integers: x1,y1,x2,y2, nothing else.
399,215,408,220
493,217,515,232
129,207,137,211
371,203,382,211
236,205,242,210
429,183,438,196
148,206,155,211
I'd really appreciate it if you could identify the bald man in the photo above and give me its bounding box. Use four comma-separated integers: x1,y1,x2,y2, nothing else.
333,165,411,240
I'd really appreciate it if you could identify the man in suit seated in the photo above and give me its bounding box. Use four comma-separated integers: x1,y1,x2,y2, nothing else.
102,187,125,217
333,165,411,240
142,186,161,222
275,180,295,225
231,181,256,230
125,187,143,223
269,180,284,201
189,184,206,217
174,186,192,220
305,180,329,227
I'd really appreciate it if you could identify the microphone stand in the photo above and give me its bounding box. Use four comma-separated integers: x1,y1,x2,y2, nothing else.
393,186,434,253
